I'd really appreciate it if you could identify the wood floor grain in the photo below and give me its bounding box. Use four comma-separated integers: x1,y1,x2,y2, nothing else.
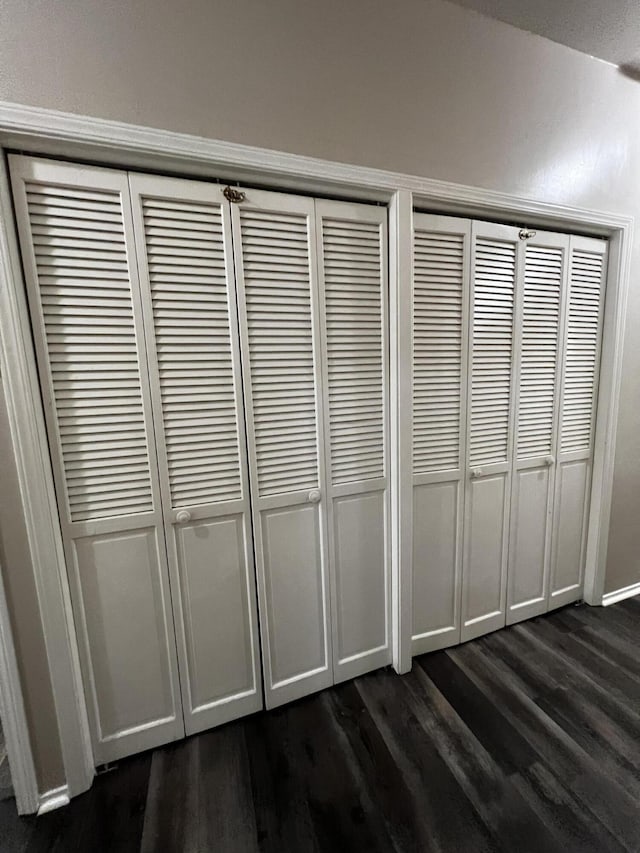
2,598,639,852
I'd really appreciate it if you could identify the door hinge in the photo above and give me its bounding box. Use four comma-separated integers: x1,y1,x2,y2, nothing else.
223,186,246,204
519,228,537,240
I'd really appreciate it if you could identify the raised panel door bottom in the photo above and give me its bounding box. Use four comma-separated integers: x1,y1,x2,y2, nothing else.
412,480,461,654
332,490,390,681
173,513,262,733
260,503,331,706
507,466,550,624
462,474,508,642
551,460,589,608
73,527,183,762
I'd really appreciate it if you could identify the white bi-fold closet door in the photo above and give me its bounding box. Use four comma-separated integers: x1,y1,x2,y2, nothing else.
10,156,390,762
127,173,263,737
411,213,606,655
11,158,263,762
232,189,390,707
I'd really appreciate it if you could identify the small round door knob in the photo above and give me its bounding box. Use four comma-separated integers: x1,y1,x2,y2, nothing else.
308,489,321,504
176,510,192,523
545,455,555,466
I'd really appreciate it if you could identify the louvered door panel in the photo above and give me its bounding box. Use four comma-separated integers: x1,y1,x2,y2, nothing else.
469,238,515,466
10,156,183,763
130,175,262,734
550,236,606,607
142,195,242,507
560,247,605,454
233,189,331,708
413,230,465,475
27,183,153,521
462,223,519,642
411,215,470,655
317,200,390,680
243,208,319,497
517,244,563,459
507,233,568,625
323,217,384,484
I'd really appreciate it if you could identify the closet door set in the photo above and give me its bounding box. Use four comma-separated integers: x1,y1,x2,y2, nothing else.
9,156,605,766
411,215,605,654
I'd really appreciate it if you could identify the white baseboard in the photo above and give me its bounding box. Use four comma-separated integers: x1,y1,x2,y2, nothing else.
37,785,70,816
601,581,640,607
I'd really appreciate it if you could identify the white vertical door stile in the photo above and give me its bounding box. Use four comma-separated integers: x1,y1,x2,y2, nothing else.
315,199,391,681
506,230,569,624
550,235,607,608
411,214,470,654
9,156,184,763
128,174,263,734
461,221,520,642
232,189,332,708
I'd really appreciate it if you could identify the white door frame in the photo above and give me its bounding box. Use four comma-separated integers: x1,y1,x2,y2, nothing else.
0,101,631,807
0,155,95,813
0,551,39,815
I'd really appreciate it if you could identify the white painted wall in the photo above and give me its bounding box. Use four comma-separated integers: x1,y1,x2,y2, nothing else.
0,0,639,787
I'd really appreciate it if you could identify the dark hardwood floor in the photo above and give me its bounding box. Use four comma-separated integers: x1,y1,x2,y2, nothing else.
2,597,640,852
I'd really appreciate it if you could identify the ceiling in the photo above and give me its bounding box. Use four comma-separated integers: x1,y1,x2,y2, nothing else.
448,0,640,65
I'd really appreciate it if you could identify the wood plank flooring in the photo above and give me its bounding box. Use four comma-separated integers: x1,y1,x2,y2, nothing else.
1,597,639,852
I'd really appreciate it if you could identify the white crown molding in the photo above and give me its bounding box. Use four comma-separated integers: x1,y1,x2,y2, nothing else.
0,100,632,232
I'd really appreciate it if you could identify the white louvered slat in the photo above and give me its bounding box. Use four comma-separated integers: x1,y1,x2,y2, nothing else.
561,248,605,453
140,196,242,508
470,238,516,466
240,208,318,497
323,217,384,484
24,182,153,522
413,229,464,473
517,245,562,459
